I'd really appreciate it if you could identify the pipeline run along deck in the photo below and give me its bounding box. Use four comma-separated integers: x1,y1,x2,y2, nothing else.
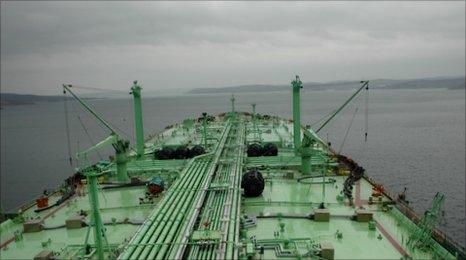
1,77,465,260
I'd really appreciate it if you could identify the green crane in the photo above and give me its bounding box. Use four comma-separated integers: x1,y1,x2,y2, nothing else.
130,81,145,158
407,192,445,249
63,84,129,182
293,79,369,175
315,81,369,133
291,75,303,154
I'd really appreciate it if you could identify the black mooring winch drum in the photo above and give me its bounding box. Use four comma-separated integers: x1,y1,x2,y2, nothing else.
174,146,190,159
247,143,263,157
189,145,205,158
155,147,175,160
262,143,278,156
241,169,265,197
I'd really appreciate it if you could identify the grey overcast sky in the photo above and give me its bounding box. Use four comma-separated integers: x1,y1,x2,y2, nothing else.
1,1,465,95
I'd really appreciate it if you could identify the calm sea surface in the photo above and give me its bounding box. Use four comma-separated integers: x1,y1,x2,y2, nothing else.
1,89,465,245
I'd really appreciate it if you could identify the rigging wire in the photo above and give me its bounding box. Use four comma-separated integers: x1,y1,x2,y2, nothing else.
310,108,338,128
364,83,369,142
76,140,80,167
77,115,104,161
68,86,134,149
63,90,73,166
311,88,366,137
69,84,128,94
338,107,359,154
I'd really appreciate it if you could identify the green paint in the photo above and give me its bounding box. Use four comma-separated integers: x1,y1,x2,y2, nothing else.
1,86,462,260
114,139,129,182
291,75,303,154
230,94,235,113
86,171,106,259
131,81,145,158
63,84,115,134
202,112,208,149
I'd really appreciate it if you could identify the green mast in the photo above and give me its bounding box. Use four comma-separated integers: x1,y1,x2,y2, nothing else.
230,94,235,113
130,81,145,158
291,75,303,154
85,170,107,259
251,103,261,141
202,112,208,149
301,129,314,175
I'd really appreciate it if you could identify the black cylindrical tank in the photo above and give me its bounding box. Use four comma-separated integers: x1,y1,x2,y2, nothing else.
247,143,263,157
241,169,265,197
174,146,190,159
189,145,205,158
155,147,174,160
262,143,278,156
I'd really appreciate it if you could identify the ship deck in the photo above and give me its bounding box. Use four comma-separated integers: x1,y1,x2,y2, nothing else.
0,113,462,259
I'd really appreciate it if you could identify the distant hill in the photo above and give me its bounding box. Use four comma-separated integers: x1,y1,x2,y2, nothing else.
187,76,465,94
0,93,96,107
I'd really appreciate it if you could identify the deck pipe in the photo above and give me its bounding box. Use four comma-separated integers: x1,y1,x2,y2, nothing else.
199,131,242,259
172,132,231,260
291,75,303,155
189,164,228,259
191,150,231,259
158,151,226,260
225,125,245,259
156,160,213,258
130,81,145,158
169,125,231,259
128,161,206,259
121,125,230,259
119,159,205,259
198,166,229,259
178,127,233,259
130,163,202,258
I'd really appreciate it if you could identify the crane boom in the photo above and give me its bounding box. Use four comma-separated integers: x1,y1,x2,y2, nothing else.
76,134,117,159
315,81,369,133
63,84,129,182
62,84,116,134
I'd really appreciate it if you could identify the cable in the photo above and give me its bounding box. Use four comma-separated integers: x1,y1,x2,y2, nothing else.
70,84,128,94
310,107,338,128
77,115,103,161
63,90,73,166
338,108,358,154
364,83,369,142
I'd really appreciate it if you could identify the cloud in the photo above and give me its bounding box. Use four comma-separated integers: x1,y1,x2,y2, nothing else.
1,1,464,94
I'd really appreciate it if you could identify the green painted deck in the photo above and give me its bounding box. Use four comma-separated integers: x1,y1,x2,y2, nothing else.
0,113,462,259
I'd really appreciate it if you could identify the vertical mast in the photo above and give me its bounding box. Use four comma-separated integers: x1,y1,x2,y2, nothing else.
202,112,208,149
230,94,235,113
86,171,106,259
130,81,144,158
251,103,256,131
251,103,259,141
291,75,303,154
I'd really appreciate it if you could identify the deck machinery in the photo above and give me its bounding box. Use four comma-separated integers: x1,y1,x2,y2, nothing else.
1,77,465,260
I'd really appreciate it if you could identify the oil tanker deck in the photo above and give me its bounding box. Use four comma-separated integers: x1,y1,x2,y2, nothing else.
1,77,464,259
